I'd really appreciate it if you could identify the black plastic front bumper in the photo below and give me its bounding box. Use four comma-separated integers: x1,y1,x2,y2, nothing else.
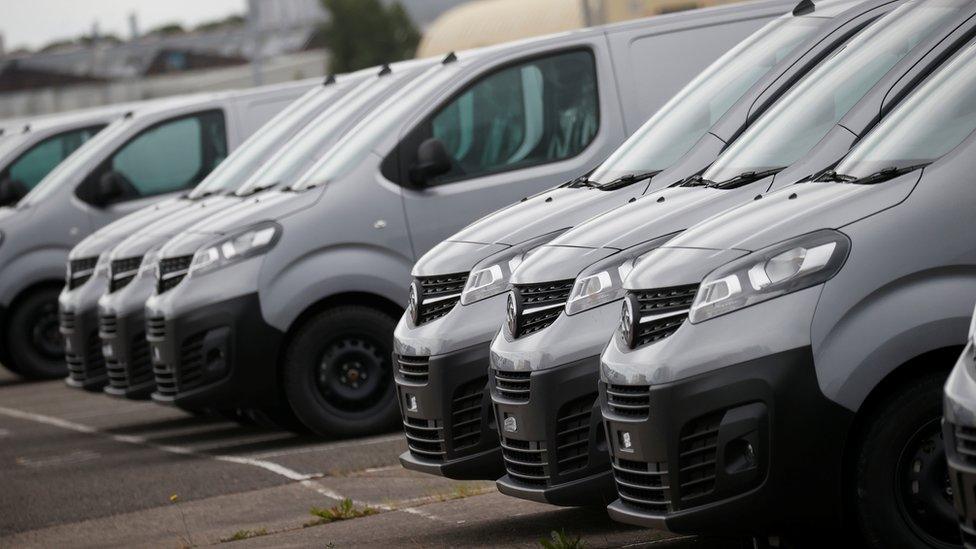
147,292,283,410
60,306,107,390
395,342,505,480
602,347,853,537
492,356,616,507
100,309,154,399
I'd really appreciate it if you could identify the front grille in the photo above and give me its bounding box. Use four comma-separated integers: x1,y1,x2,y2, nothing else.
403,416,446,461
68,257,97,289
146,316,166,339
554,393,596,475
415,273,468,325
395,354,429,384
450,377,486,451
492,368,531,403
109,256,142,292
605,384,650,419
612,457,670,513
60,310,76,332
157,255,192,294
955,424,976,465
98,313,118,336
512,279,574,337
501,437,548,486
678,410,722,500
630,284,698,348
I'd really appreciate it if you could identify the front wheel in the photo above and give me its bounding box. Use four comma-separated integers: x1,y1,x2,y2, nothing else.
852,372,960,548
282,305,399,437
7,287,66,379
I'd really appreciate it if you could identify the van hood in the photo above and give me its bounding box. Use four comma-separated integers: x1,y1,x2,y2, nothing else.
69,198,191,260
448,186,639,246
549,184,766,251
160,188,319,258
665,173,922,253
111,195,243,259
412,240,508,277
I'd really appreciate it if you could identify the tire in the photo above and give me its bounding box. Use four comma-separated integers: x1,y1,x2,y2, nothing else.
283,305,399,437
852,371,960,548
7,287,66,379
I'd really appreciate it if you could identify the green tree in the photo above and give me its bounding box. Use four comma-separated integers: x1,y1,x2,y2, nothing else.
317,0,421,73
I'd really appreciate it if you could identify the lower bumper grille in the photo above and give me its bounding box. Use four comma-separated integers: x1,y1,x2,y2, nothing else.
395,354,429,384
404,416,446,461
678,411,721,500
59,310,76,332
606,384,650,419
501,437,548,486
65,330,105,382
106,332,152,390
450,377,486,451
554,393,596,475
492,369,531,403
612,458,670,513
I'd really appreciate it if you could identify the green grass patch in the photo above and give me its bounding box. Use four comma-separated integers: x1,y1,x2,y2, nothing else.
305,498,378,527
540,529,585,549
220,528,268,542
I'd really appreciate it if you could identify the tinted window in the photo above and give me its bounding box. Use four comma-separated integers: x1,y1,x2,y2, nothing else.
589,16,824,185
110,110,226,197
427,50,598,184
7,126,104,189
703,1,962,183
834,42,976,177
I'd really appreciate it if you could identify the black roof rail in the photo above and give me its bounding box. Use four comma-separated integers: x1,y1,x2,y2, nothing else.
793,0,815,16
442,51,457,64
323,74,336,85
378,63,392,76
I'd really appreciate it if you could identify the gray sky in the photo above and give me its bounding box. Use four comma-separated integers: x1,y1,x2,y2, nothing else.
2,0,247,52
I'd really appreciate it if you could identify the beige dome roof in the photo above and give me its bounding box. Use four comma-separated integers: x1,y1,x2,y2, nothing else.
416,0,584,58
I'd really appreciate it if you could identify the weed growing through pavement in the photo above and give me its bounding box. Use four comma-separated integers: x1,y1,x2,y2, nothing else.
169,494,193,547
428,483,494,502
220,529,269,542
305,498,378,527
540,529,585,549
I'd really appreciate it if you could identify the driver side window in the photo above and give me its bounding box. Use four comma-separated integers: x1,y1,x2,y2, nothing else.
109,110,226,198
424,49,598,185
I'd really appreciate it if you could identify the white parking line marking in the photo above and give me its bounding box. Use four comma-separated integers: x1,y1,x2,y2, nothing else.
0,406,320,482
17,450,100,468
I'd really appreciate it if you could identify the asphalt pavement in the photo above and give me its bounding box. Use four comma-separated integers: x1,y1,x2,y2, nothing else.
0,367,756,548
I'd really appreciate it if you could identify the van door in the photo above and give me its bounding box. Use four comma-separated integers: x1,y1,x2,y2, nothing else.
398,46,624,256
76,110,228,226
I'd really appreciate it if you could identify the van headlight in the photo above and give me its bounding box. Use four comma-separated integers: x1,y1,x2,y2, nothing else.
689,229,850,324
189,222,281,276
459,231,566,305
565,233,677,316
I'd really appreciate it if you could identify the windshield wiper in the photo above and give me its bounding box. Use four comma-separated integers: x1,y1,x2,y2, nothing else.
237,182,277,197
562,174,599,188
849,163,929,185
675,174,716,188
192,189,221,199
708,167,785,190
600,170,662,191
814,169,857,183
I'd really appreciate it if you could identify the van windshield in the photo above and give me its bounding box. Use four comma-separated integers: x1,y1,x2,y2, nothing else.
289,63,463,191
702,0,964,185
832,42,976,180
586,16,824,186
19,118,133,208
236,72,412,196
188,86,342,199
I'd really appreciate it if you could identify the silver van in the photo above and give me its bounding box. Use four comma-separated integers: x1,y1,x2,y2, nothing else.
489,0,974,508
144,1,793,436
0,81,313,379
600,33,976,549
58,69,383,392
0,105,133,206
92,60,435,405
394,0,895,481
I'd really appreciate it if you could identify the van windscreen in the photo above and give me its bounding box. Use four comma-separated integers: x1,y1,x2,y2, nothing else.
701,0,964,185
832,41,976,180
586,15,824,186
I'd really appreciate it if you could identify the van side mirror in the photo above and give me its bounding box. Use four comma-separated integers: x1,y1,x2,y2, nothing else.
0,177,27,206
409,138,452,186
94,171,127,206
